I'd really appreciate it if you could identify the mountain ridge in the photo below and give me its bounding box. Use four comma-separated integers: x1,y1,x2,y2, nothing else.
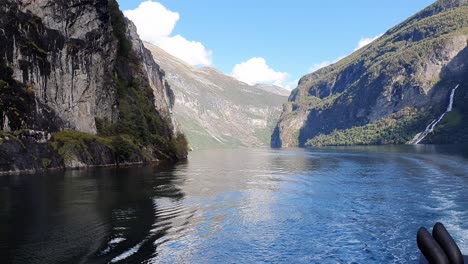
272,0,468,147
144,42,288,149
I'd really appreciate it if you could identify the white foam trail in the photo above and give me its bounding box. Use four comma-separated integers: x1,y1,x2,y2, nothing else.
111,241,145,263
409,84,459,144
109,238,126,245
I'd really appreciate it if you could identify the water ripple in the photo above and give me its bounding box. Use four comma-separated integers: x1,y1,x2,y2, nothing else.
2,147,468,263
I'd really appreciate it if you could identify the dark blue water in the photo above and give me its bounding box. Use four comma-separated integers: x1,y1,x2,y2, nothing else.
1,145,468,263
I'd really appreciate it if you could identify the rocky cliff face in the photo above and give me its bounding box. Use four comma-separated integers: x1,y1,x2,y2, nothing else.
144,42,289,149
272,0,468,147
0,0,186,173
125,21,176,130
1,0,117,133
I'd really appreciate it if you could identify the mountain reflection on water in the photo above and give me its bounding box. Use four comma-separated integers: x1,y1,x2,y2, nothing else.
1,145,468,263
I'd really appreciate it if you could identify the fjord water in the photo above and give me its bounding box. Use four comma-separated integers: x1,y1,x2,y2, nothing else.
1,146,468,263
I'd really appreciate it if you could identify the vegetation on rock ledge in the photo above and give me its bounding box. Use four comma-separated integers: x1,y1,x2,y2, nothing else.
305,108,428,147
0,0,187,173
105,0,187,161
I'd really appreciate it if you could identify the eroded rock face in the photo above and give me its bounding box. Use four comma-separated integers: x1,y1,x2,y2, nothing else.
125,21,177,132
0,0,185,172
2,0,118,133
272,1,468,147
0,0,176,135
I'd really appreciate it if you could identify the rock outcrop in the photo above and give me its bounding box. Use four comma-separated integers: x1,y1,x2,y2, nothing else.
1,0,118,133
125,21,176,130
144,42,289,149
0,0,187,173
272,0,468,147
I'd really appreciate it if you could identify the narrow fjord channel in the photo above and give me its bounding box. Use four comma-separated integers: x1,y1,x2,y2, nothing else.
1,146,468,263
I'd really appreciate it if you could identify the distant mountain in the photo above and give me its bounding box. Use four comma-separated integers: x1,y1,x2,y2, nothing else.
272,0,468,147
144,43,288,149
254,84,291,97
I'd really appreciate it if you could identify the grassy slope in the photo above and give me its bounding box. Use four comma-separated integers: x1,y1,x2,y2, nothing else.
305,108,427,147
294,1,468,100
296,1,468,147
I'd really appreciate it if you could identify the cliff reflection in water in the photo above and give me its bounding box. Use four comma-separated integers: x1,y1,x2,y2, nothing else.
1,146,468,263
0,165,186,263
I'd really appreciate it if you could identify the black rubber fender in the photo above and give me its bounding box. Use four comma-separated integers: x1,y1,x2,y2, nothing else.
420,255,468,264
417,227,449,264
432,222,464,264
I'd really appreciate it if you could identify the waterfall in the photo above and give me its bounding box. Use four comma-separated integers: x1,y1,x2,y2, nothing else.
2,114,11,132
409,84,460,145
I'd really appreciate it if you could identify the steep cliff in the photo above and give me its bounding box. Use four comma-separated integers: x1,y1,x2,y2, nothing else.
0,0,187,173
272,0,468,147
144,42,288,149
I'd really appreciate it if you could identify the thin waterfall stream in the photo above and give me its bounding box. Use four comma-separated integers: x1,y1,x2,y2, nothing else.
409,84,460,145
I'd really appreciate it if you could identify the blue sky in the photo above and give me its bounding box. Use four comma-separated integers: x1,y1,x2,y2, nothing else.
118,0,435,89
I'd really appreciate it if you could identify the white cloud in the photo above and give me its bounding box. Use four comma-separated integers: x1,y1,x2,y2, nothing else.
285,79,300,90
158,35,213,66
124,1,212,66
308,61,332,73
232,57,289,88
124,1,178,43
308,34,382,74
308,56,345,73
354,34,383,51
